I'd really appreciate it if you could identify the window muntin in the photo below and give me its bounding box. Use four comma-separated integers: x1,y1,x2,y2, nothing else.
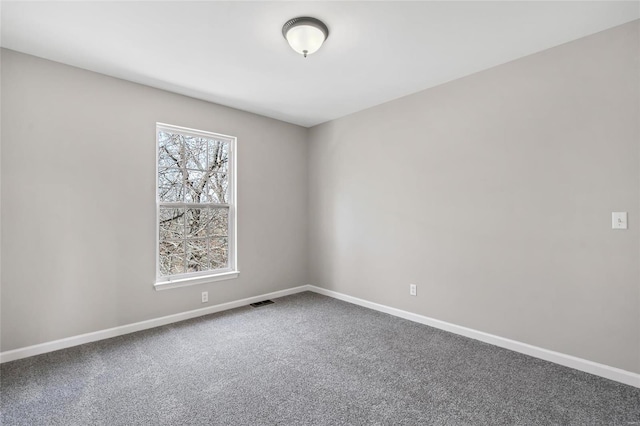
156,123,236,282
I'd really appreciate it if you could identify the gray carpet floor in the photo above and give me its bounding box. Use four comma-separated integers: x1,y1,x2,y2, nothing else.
1,292,639,425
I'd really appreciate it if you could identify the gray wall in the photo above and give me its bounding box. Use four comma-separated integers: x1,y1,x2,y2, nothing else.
2,21,639,375
1,49,308,351
308,21,640,373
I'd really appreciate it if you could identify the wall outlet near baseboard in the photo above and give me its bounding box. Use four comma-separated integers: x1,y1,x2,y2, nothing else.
201,291,208,303
409,284,417,296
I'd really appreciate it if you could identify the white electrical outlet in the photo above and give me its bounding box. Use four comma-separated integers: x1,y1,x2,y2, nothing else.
201,291,208,303
409,284,417,296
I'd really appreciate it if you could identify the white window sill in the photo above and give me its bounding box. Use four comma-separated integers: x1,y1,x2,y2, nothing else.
154,271,239,291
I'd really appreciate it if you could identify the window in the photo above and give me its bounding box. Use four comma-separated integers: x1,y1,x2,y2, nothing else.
155,123,237,289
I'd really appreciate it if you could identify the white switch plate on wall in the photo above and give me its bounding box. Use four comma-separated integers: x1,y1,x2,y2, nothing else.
612,212,628,229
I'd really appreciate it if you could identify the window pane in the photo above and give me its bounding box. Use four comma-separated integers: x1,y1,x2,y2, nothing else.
159,240,185,275
206,173,228,203
158,131,182,168
159,168,182,187
159,207,185,240
157,125,234,279
184,136,208,170
210,207,228,236
208,140,229,174
185,208,209,238
159,186,183,202
185,170,207,203
186,239,208,272
209,237,228,269
158,168,184,202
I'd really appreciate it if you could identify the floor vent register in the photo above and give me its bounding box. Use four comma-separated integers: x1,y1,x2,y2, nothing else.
250,300,274,308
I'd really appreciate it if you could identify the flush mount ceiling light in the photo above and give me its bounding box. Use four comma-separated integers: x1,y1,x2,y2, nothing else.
282,17,329,58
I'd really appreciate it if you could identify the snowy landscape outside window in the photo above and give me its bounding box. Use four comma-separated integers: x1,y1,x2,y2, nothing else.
156,123,237,285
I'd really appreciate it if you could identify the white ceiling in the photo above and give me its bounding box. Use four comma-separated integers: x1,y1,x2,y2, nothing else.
1,1,638,127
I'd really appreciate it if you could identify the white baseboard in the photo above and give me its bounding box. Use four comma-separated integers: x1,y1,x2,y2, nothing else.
3,283,638,389
0,285,310,364
306,285,640,389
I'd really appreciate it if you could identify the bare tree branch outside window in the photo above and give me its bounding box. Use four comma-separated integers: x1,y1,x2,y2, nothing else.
157,129,231,277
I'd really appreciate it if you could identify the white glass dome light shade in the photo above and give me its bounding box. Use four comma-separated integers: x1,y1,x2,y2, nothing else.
286,25,325,57
282,17,329,58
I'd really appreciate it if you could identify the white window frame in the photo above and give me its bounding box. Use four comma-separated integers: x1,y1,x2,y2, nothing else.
154,123,238,290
